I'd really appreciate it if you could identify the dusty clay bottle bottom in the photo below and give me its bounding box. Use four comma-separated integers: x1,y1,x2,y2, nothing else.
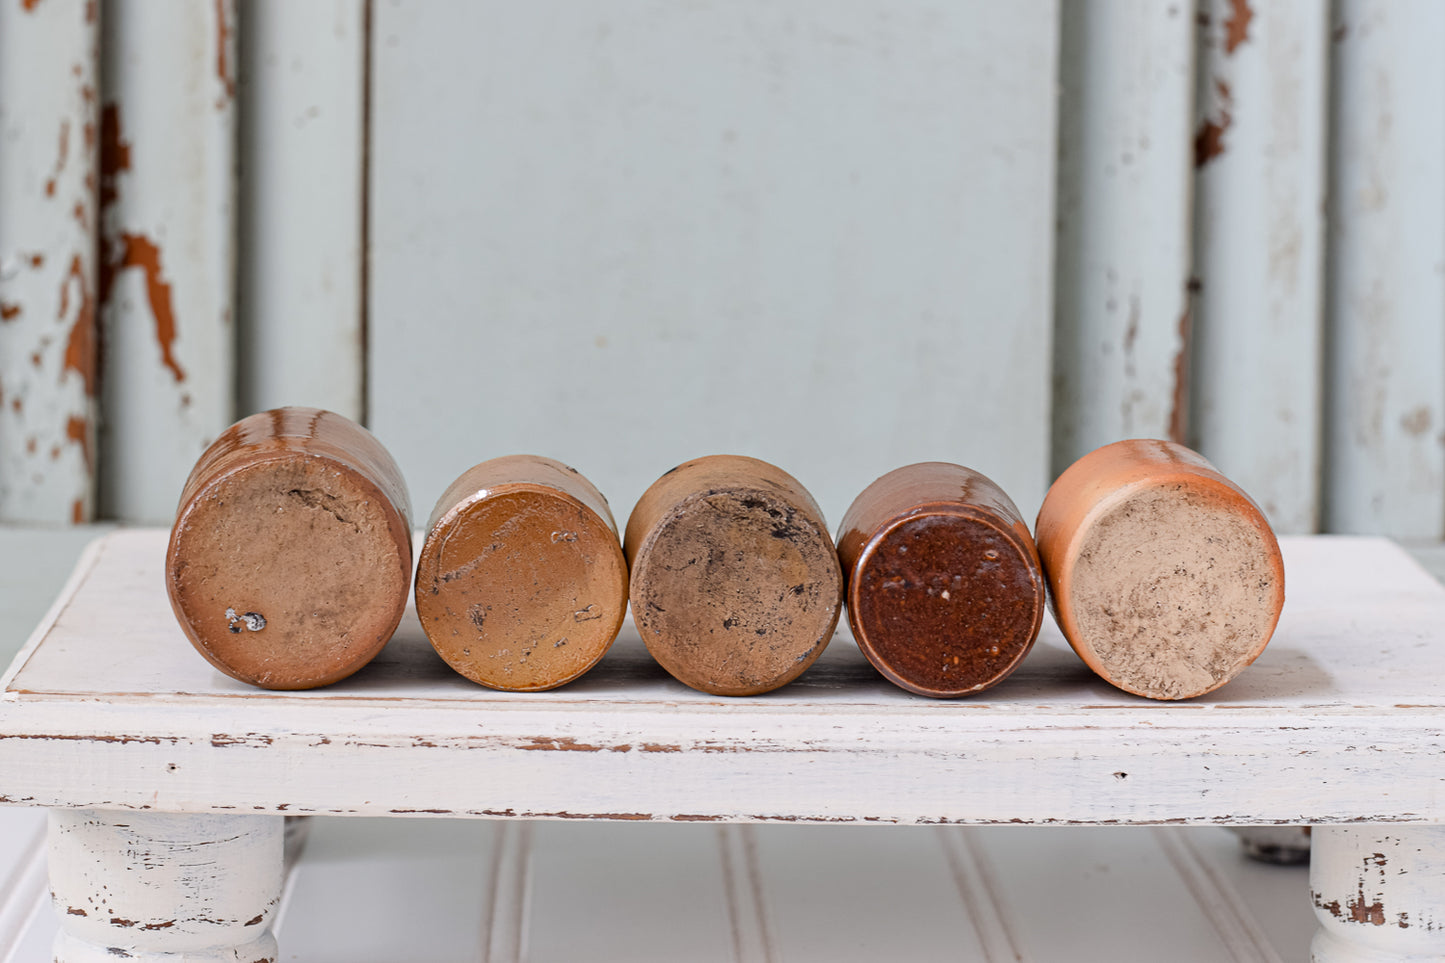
631,487,842,697
1069,481,1282,700
168,455,410,690
851,510,1042,697
416,487,626,691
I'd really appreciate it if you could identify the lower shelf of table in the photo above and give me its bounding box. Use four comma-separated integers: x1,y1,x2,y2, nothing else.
0,807,1313,962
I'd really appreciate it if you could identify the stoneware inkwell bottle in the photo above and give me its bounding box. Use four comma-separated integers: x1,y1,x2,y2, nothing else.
836,462,1045,697
414,455,628,690
1034,439,1285,700
166,407,413,689
625,455,843,696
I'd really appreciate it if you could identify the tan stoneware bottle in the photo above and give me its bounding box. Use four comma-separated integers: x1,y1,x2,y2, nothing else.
1034,439,1285,700
165,407,413,689
836,462,1045,697
414,455,627,690
625,455,843,696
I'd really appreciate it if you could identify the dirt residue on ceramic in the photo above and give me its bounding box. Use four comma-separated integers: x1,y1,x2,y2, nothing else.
415,455,627,691
1036,439,1284,700
626,455,842,696
166,408,412,690
838,462,1044,698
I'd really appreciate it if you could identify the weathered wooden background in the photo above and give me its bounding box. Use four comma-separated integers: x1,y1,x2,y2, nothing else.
2,0,1441,537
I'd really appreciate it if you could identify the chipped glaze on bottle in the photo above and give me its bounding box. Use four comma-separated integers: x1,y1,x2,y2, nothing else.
1035,439,1285,701
166,407,412,690
837,462,1044,698
624,455,843,697
415,455,627,691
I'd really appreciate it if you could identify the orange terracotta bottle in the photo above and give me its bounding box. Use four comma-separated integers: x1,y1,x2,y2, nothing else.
1034,439,1285,700
414,455,627,691
837,463,1044,697
625,455,843,696
166,407,413,689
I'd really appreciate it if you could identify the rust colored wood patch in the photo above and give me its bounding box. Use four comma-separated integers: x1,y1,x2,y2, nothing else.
113,232,185,383
1223,0,1254,53
1194,81,1234,168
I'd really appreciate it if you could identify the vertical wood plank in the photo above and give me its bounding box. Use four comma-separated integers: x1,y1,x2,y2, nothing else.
0,0,99,524
969,826,1250,962
0,811,47,958
1189,0,1329,534
527,822,735,963
937,827,1026,962
1323,0,1445,537
483,822,531,963
1182,827,1316,960
370,0,1059,526
273,817,494,963
748,824,991,961
1052,0,1197,475
1152,828,1284,963
97,0,237,524
237,0,367,422
718,825,772,963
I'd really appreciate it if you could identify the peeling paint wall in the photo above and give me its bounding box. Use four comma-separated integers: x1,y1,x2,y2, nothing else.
236,0,366,424
1,1,1443,537
0,0,99,524
1322,0,1445,537
96,0,238,524
370,0,1062,528
1189,0,1328,535
1051,0,1197,478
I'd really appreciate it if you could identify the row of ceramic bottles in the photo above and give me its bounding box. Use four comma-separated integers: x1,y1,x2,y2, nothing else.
165,407,1284,701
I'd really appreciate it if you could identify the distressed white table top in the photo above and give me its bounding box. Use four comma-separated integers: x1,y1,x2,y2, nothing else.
0,530,1441,825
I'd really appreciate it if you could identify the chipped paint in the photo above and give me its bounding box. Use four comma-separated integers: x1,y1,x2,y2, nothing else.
521,736,611,752
99,103,130,210
66,413,91,469
1348,888,1386,925
1168,308,1191,444
214,0,235,104
1194,80,1234,168
0,302,20,321
210,733,274,748
1223,0,1253,53
1401,406,1431,436
107,234,185,383
61,254,96,396
45,119,71,197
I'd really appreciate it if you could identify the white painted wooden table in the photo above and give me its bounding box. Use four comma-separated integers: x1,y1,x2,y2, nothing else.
1,531,1442,961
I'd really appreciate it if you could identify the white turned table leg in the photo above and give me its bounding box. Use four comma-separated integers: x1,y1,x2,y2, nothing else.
1311,825,1445,962
47,809,284,963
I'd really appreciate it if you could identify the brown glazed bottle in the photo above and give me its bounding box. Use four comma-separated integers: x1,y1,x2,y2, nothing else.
625,455,843,696
836,463,1045,697
1035,439,1285,700
415,455,627,691
166,407,413,689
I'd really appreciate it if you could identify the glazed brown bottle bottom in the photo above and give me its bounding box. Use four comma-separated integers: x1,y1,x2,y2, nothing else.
167,456,410,690
630,488,841,696
1066,483,1281,700
415,489,627,691
850,511,1042,697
